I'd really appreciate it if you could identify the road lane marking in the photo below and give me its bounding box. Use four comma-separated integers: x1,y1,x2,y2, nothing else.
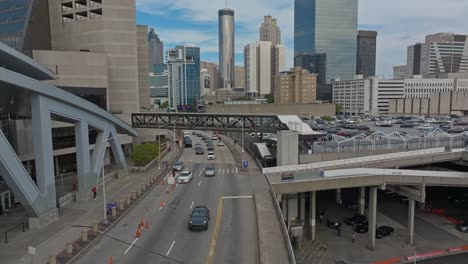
124,238,138,255
206,197,223,264
222,195,253,199
227,168,230,174
198,180,202,186
159,206,163,211
166,240,176,256
220,169,224,174
190,201,194,209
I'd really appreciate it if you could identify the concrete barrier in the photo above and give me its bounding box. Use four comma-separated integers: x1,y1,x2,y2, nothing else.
142,183,146,191
137,187,141,196
111,207,116,217
126,195,131,206
48,255,56,264
132,192,136,199
81,229,88,242
92,223,98,233
405,250,445,261
66,242,73,254
119,200,124,210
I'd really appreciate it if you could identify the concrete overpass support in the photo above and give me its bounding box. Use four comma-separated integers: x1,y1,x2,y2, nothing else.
309,191,316,240
359,187,365,215
408,198,415,245
277,131,299,166
336,189,342,205
368,186,377,250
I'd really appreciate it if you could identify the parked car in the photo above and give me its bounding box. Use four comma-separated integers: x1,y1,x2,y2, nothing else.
345,214,367,227
172,161,184,171
376,226,394,239
417,124,433,131
205,164,216,177
455,222,468,233
188,206,210,231
400,123,415,128
355,222,369,233
195,146,204,155
217,141,224,146
177,170,193,183
207,151,216,160
357,125,370,131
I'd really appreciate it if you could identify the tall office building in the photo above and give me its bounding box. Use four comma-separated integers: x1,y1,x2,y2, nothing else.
274,67,317,104
244,41,285,96
294,0,358,101
393,65,407,80
200,61,220,92
148,28,164,71
0,0,51,55
167,45,200,108
218,8,235,89
260,15,281,46
356,30,377,77
407,43,422,76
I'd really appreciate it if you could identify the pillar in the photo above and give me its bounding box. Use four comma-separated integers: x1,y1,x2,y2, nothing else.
75,121,91,201
408,198,415,245
368,187,377,250
336,189,342,205
297,193,302,222
310,191,316,241
359,187,365,215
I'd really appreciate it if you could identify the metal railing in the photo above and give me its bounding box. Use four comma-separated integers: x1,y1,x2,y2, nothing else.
1,221,26,243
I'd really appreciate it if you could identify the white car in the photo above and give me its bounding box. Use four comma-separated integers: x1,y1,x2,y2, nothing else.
217,141,224,146
207,151,216,160
177,170,193,183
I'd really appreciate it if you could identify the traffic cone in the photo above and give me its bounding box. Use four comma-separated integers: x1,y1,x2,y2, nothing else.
145,221,150,229
166,187,170,194
109,256,113,264
139,218,144,228
160,201,165,207
171,183,176,190
136,227,141,238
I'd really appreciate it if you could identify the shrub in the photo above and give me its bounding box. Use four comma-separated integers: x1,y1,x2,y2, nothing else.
132,143,159,166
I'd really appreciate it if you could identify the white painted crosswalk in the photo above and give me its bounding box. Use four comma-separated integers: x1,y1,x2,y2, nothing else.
186,166,240,176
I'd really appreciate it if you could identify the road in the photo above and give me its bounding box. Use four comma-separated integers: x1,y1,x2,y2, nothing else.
76,132,259,264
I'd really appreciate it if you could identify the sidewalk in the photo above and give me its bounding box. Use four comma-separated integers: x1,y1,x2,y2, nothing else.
0,143,182,264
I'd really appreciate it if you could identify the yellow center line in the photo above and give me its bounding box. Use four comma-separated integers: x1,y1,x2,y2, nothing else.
206,196,223,264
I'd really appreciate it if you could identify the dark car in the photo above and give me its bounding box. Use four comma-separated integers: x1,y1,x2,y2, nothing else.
400,123,415,128
184,138,192,148
455,222,468,233
195,146,204,155
188,206,210,231
207,143,215,151
355,222,369,233
357,126,370,131
345,214,367,227
376,226,394,239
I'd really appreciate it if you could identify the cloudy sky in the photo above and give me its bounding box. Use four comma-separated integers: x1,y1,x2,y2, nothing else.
136,0,468,77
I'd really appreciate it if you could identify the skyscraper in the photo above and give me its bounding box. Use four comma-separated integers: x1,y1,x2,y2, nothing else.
260,15,281,46
167,45,200,108
294,0,358,101
218,8,235,89
407,43,422,76
148,28,164,71
356,30,377,78
0,0,51,55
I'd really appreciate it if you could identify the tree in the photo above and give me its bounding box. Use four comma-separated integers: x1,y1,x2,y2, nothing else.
160,101,169,109
131,143,159,166
322,116,333,122
335,104,342,114
265,94,274,104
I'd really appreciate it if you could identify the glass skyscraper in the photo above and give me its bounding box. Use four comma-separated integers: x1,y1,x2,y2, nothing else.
294,0,358,101
0,0,51,55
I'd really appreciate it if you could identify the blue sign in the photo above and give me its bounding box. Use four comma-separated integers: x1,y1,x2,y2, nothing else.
177,105,192,111
243,160,249,168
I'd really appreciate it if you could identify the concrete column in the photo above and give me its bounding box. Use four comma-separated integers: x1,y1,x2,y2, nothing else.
368,186,377,250
310,191,316,241
408,198,415,245
48,255,57,264
359,187,366,215
81,229,88,242
297,193,302,222
108,127,128,170
336,189,342,205
66,242,73,254
75,121,91,200
119,200,124,210
111,206,117,217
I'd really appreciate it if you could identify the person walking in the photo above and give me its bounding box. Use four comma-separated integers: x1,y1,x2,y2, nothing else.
337,226,342,237
319,213,324,224
92,186,97,200
352,232,356,243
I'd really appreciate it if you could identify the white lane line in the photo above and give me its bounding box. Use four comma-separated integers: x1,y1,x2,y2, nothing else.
236,168,239,173
220,169,224,174
222,195,253,199
166,240,176,256
124,238,139,255
159,206,163,211
190,201,194,209
198,180,202,186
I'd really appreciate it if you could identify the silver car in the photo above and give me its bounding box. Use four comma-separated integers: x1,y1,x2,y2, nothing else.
205,164,216,177
173,161,184,171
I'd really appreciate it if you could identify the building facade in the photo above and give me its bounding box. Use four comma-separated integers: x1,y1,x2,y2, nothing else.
167,45,200,108
294,0,358,101
333,76,372,115
218,8,235,89
274,67,317,104
373,79,405,115
150,69,169,108
356,30,377,78
407,43,422,76
200,61,220,94
235,66,245,89
148,27,164,71
260,15,281,46
404,76,468,98
393,65,407,80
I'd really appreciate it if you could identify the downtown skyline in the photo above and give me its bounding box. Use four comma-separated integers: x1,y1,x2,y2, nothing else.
135,0,468,78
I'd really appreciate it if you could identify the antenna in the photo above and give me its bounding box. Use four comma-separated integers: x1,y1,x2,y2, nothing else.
225,0,228,8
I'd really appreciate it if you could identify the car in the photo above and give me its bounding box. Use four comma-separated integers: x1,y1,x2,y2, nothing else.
195,146,204,155
357,125,370,131
211,135,218,140
400,123,415,128
184,139,192,148
417,124,433,131
217,141,224,146
345,214,367,227
207,143,215,151
188,206,210,231
355,222,369,233
376,226,394,239
195,143,202,148
207,151,216,160
177,170,193,183
201,136,207,141
455,222,468,233
205,164,216,177
172,161,184,171
192,131,198,135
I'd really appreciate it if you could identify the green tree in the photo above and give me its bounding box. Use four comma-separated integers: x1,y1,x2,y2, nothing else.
131,143,159,166
322,116,333,122
335,104,342,114
265,94,274,104
160,101,169,109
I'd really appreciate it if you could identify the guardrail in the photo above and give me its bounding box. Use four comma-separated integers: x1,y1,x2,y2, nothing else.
322,168,468,179
58,192,76,208
263,147,446,174
1,221,26,243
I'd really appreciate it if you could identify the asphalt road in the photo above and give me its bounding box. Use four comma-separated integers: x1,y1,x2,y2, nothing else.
418,253,468,264
76,133,259,264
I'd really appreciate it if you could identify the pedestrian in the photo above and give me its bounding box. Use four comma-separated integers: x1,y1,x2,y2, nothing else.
334,222,339,230
172,169,176,177
337,227,342,237
352,232,356,243
319,214,324,224
92,186,97,200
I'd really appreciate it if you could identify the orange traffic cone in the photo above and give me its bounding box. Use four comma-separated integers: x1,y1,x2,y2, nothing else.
136,227,141,238
145,221,150,229
109,256,113,264
139,218,145,228
166,187,170,194
160,201,165,207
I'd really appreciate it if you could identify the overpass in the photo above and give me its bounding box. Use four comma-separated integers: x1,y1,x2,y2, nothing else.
0,42,137,228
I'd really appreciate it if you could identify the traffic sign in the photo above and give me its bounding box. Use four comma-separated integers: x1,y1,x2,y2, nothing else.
242,160,248,168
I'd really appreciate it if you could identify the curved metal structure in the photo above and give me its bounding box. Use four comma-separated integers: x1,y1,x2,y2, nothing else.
0,42,138,227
